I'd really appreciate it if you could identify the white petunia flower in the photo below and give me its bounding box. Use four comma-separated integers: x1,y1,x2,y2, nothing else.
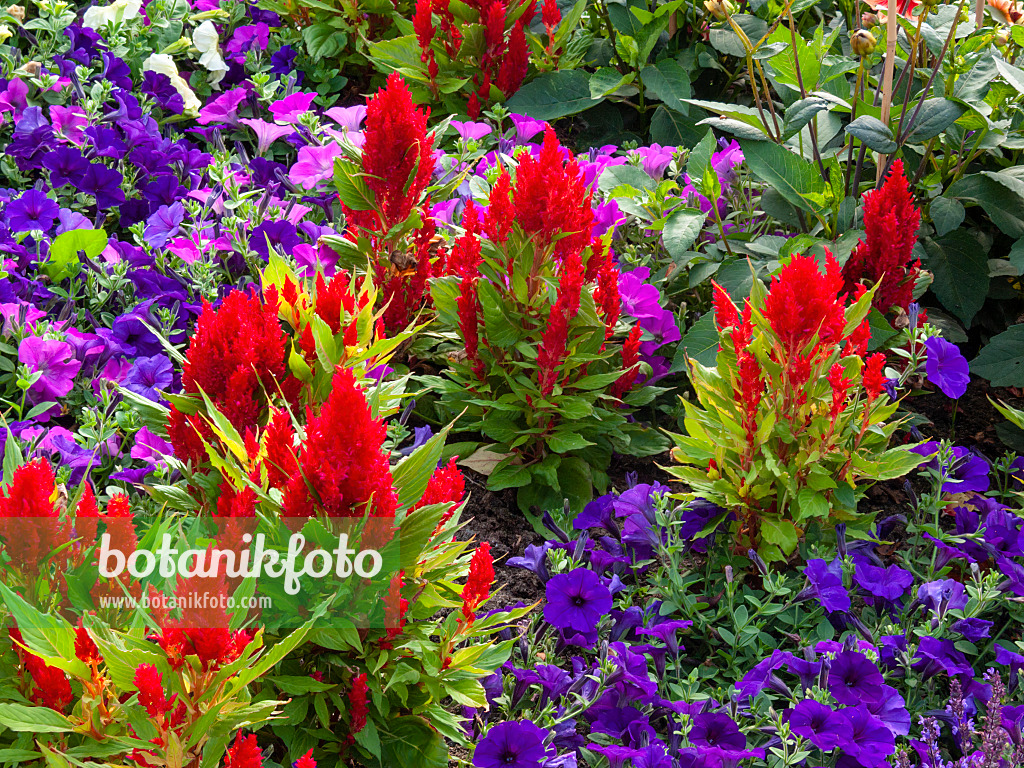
81,0,142,32
192,20,228,87
142,53,201,113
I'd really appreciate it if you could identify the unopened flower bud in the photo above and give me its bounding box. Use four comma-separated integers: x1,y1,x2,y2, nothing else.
851,28,877,56
6,4,23,21
22,60,40,76
995,30,1009,46
725,565,734,583
704,0,735,18
861,11,878,26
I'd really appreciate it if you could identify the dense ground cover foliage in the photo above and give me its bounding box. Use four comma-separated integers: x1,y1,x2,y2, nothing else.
0,0,1024,765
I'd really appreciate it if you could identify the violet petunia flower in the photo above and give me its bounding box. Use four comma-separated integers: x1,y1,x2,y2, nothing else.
122,354,173,401
544,568,612,632
787,699,849,750
797,558,851,613
18,336,82,403
911,441,990,493
473,720,549,768
924,336,969,399
853,559,914,604
144,203,185,248
828,651,885,706
7,189,59,233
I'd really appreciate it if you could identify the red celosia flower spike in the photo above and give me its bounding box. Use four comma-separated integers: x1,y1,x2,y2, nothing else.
294,749,317,768
511,128,594,262
827,362,852,423
862,353,887,402
542,0,561,36
841,159,921,314
349,674,369,733
496,21,529,95
224,733,264,768
461,542,493,625
74,623,102,665
349,73,434,233
712,281,740,332
0,458,67,576
417,458,466,528
168,289,297,465
413,0,434,59
486,172,515,243
611,325,644,399
763,254,847,359
135,663,173,720
281,367,397,521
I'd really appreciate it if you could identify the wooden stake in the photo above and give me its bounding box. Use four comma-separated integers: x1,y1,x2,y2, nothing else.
877,0,898,183
975,0,985,28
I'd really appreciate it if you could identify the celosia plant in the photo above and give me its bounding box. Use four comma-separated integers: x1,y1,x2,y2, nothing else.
132,269,526,766
668,255,927,561
428,128,668,518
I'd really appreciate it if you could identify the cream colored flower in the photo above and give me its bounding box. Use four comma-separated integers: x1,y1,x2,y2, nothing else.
143,53,201,113
192,20,228,86
0,24,11,41
81,0,141,31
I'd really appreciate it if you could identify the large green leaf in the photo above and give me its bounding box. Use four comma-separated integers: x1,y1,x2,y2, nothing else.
738,140,828,216
902,98,966,143
44,228,107,282
922,231,989,327
0,704,72,733
845,115,897,153
972,324,1024,387
641,59,691,114
662,208,707,259
677,312,718,367
377,715,448,768
504,71,596,120
947,171,1024,239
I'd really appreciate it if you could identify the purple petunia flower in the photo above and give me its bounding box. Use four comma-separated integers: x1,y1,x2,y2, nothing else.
544,569,612,632
7,189,59,233
144,203,185,248
924,336,970,399
689,713,745,751
828,651,885,706
451,120,492,141
122,354,173,401
911,441,990,493
788,699,849,750
75,162,125,209
917,578,968,615
842,705,896,764
853,560,914,603
798,558,851,613
473,721,549,768
18,336,82,403
42,147,90,189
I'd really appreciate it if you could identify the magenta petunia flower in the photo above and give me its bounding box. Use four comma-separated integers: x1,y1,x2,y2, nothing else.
18,336,82,403
239,118,294,155
288,143,344,189
270,91,317,124
197,87,248,126
325,105,367,131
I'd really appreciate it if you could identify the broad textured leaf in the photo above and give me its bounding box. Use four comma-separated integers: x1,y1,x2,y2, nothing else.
589,67,633,98
641,59,691,114
902,98,967,143
650,106,704,148
930,196,965,237
738,139,828,215
685,129,716,191
995,57,1024,95
0,704,72,733
782,97,832,140
845,115,897,153
678,312,718,367
947,171,1024,239
377,716,448,768
923,230,989,327
662,208,707,259
972,324,1024,387
45,228,106,282
504,71,596,120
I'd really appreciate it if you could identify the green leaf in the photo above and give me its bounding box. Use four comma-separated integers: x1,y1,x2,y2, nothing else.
2,424,24,486
478,281,520,349
333,159,376,212
685,129,717,192
504,71,596,120
650,105,704,148
662,208,707,259
0,704,72,733
302,23,346,58
598,163,658,196
971,324,1024,387
902,98,966,143
738,139,828,216
589,67,633,98
44,229,107,282
377,715,447,768
547,432,595,453
922,231,990,327
760,518,799,555
678,312,718,367
930,197,965,237
392,421,452,510
994,57,1024,95
844,115,897,153
947,171,1024,239
641,59,691,114
782,97,832,141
